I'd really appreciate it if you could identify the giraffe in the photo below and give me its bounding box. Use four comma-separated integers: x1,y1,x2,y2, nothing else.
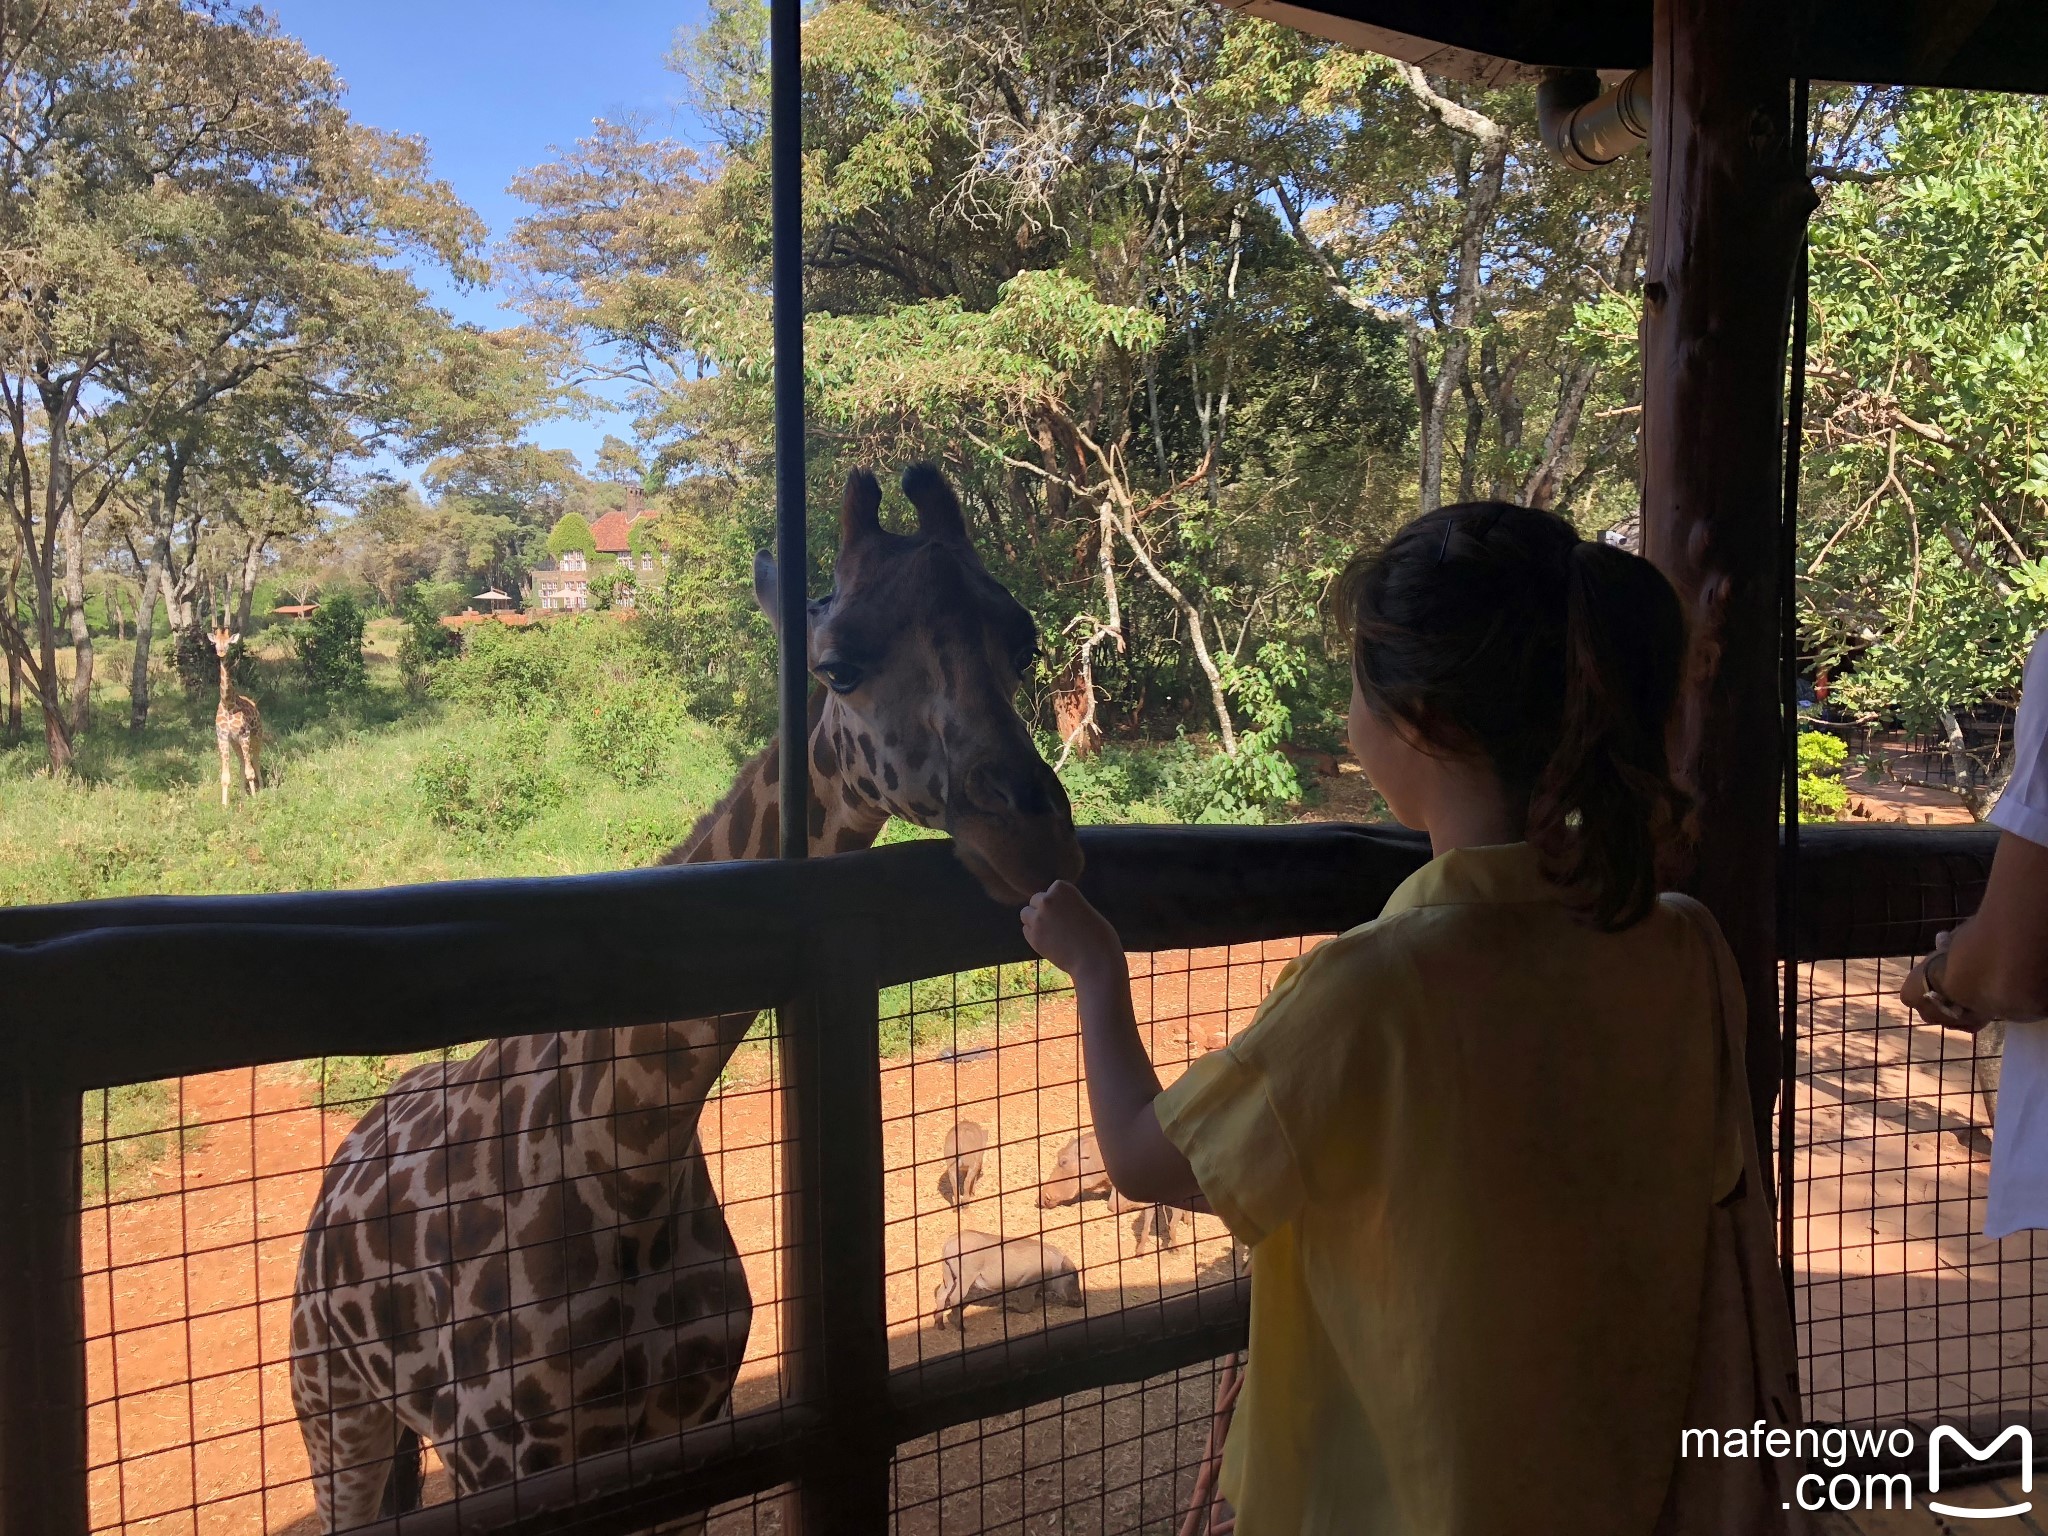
290,464,1083,1530
211,626,261,806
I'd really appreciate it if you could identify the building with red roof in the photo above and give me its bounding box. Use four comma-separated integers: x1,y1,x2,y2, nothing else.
527,489,667,613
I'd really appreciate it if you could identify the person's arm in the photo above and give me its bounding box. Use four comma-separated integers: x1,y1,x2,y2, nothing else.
1020,881,1207,1209
1903,831,2048,1027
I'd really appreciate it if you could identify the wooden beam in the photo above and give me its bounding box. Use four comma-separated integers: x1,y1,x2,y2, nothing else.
1639,0,1815,1149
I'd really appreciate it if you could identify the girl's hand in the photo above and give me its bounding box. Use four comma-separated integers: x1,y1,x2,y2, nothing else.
1021,880,1125,981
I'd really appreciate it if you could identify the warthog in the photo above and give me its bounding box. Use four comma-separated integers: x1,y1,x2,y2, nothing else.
931,1231,1081,1331
1037,1133,1113,1207
937,1120,989,1205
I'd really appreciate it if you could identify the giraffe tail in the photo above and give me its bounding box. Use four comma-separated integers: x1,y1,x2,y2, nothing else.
380,1426,423,1518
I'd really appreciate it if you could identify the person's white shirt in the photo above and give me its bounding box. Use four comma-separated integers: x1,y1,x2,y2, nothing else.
1980,630,2048,1236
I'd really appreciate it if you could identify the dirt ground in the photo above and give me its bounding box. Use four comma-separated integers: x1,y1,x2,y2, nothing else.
79,942,1301,1535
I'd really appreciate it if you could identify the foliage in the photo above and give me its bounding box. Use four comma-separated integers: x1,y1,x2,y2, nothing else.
506,0,1650,760
291,594,368,696
568,677,687,786
585,565,631,612
413,715,567,836
175,625,249,696
1797,730,1851,822
395,585,461,697
1803,90,2048,742
547,513,598,561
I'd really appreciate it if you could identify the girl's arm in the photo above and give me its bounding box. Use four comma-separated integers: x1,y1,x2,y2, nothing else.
1021,882,1207,1210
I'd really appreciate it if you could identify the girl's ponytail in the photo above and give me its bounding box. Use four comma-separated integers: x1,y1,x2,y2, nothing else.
1528,540,1691,929
1343,501,1691,930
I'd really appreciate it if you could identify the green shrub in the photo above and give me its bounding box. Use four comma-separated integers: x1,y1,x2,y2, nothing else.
292,594,368,695
569,676,685,785
1798,730,1851,821
432,621,563,716
175,624,248,696
396,585,461,697
414,716,566,835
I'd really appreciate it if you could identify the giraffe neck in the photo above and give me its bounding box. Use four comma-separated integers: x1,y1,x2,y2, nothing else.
663,695,890,865
217,658,232,708
557,697,891,1189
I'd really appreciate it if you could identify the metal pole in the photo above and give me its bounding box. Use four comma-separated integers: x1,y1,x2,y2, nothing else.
1777,76,1812,1311
772,0,808,860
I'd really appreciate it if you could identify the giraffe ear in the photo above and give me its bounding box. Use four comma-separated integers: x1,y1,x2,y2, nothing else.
902,462,971,548
841,469,883,548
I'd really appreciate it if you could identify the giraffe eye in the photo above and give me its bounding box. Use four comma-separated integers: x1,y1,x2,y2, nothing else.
1012,643,1040,675
816,660,863,694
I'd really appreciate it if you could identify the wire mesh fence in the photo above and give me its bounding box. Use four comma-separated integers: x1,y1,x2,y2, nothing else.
1790,952,2042,1430
77,1021,796,1536
890,1356,1241,1535
64,938,1313,1534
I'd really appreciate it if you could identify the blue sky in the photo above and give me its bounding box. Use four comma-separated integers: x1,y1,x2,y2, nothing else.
264,0,713,471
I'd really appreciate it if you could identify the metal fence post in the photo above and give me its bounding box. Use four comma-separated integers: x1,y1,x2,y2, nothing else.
0,1068,88,1536
779,923,890,1533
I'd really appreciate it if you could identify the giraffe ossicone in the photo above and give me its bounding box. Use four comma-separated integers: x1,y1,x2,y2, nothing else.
290,464,1083,1529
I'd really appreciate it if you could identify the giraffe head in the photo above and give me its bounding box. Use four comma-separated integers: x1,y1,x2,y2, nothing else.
755,464,1083,903
209,626,240,659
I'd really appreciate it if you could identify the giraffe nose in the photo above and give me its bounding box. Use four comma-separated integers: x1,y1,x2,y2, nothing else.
966,759,1058,818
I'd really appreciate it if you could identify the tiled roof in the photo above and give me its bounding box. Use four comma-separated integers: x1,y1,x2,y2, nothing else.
590,510,634,552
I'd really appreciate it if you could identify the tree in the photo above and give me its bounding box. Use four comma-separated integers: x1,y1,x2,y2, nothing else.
507,0,1652,780
1800,89,2048,797
0,1,560,759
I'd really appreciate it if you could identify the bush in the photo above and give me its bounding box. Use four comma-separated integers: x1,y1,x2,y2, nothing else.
175,624,248,696
1798,730,1850,821
431,621,563,716
413,716,567,835
396,586,460,697
292,594,368,695
569,676,685,785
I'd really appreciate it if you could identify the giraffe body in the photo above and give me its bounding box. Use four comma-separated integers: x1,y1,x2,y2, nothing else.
291,466,1082,1528
211,627,261,805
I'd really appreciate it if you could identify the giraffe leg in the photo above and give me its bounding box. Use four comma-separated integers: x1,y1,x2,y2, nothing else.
239,733,259,795
218,733,233,807
296,1352,416,1533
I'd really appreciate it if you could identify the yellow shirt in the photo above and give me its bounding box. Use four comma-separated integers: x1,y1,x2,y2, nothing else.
1155,843,1741,1536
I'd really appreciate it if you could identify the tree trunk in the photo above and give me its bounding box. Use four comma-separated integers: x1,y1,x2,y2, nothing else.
4,643,19,744
62,507,92,737
235,535,264,635
1640,0,1816,1149
128,562,162,732
1939,707,1979,804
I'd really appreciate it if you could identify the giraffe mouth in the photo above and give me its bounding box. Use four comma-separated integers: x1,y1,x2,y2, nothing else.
947,819,1086,905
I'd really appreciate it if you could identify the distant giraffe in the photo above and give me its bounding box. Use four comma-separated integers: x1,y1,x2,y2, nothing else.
290,465,1084,1530
210,626,261,806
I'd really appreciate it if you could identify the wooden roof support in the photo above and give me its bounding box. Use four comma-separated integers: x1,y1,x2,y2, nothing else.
1639,0,1815,1150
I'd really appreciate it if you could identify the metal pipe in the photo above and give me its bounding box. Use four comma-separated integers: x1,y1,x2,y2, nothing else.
771,0,808,860
1537,67,1651,170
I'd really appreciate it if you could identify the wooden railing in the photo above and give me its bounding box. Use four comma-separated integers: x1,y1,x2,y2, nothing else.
0,823,2000,1535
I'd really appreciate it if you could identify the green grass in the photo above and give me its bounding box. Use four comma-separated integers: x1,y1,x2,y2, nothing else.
80,1081,197,1207
0,660,738,905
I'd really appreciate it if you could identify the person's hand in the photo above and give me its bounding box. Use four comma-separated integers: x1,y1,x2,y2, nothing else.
1020,880,1125,982
1902,929,1992,1032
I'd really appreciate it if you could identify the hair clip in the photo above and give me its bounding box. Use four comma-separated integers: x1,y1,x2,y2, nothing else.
1435,519,1456,566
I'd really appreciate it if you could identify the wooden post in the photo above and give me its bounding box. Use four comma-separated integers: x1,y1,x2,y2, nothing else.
0,1072,89,1536
1639,0,1816,1153
780,923,891,1534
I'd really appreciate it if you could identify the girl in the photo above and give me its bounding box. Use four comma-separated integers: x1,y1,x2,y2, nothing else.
1021,502,1784,1534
